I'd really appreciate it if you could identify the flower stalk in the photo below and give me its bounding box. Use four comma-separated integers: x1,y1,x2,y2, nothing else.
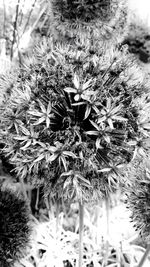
137,244,150,267
79,200,84,267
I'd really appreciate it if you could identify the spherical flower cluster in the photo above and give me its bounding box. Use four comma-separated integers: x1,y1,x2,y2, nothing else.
0,41,149,202
0,185,31,266
126,172,150,242
53,0,117,22
51,0,128,48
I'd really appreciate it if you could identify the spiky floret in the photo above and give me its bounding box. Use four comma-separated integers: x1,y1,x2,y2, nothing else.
0,186,31,266
51,0,128,48
0,40,149,202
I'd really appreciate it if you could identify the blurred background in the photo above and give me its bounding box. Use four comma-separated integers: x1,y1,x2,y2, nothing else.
0,0,150,266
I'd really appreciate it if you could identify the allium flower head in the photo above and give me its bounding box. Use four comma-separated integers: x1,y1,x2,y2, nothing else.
0,186,31,266
51,0,128,48
53,0,116,22
0,41,149,202
126,173,150,242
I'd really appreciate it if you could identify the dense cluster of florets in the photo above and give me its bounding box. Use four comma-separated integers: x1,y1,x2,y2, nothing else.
0,186,31,266
52,0,116,22
126,174,150,242
0,40,149,202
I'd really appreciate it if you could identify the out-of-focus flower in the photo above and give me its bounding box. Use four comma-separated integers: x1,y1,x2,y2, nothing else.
126,176,150,242
51,0,128,49
0,186,31,266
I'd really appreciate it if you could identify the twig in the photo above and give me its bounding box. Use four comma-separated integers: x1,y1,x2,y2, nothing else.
19,0,26,26
137,244,150,267
22,0,37,35
30,5,47,35
17,4,46,56
2,0,6,38
10,0,21,60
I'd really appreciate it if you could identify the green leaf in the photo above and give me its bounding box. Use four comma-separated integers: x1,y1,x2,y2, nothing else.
37,141,47,148
49,153,58,161
28,110,43,117
60,156,67,171
73,73,80,89
46,117,50,128
20,125,30,135
38,99,46,113
127,140,137,146
77,174,91,187
96,138,102,149
72,102,85,106
108,174,118,187
47,101,52,114
98,168,111,173
106,98,111,110
97,116,106,124
86,131,99,136
49,146,58,152
101,109,106,116
34,154,45,162
60,170,73,177
64,87,77,93
63,151,77,158
93,105,100,114
14,136,28,141
84,105,91,120
104,135,110,143
110,104,123,115
33,117,45,125
112,115,127,121
108,118,114,129
20,140,31,150
82,79,93,90
90,120,100,131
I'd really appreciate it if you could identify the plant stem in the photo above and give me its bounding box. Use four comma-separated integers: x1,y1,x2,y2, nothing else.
137,244,150,267
102,197,110,267
79,200,84,267
35,187,39,211
95,205,101,245
56,200,60,236
105,197,110,239
45,197,51,219
19,177,28,199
